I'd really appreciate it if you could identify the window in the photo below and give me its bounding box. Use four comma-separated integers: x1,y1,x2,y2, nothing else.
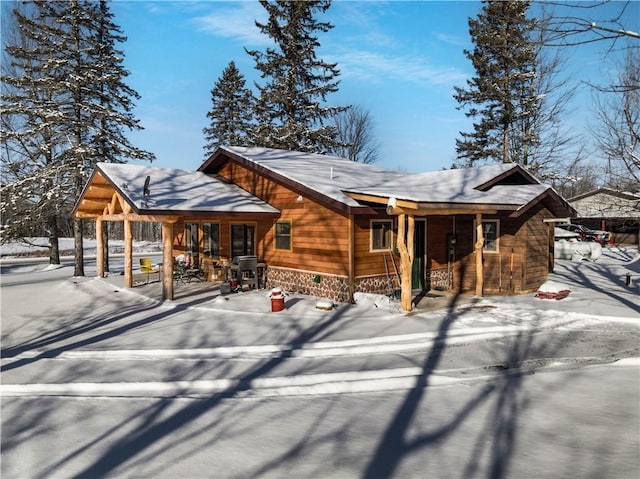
475,219,499,253
184,223,199,256
274,220,292,251
371,220,393,251
202,222,220,259
231,223,255,258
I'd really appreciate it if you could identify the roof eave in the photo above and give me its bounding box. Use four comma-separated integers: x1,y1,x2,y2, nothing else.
508,189,577,218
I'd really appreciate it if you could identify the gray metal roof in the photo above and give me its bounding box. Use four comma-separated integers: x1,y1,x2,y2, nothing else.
219,146,544,208
97,162,280,215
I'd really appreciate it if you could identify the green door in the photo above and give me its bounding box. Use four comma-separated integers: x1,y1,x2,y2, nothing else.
412,220,426,290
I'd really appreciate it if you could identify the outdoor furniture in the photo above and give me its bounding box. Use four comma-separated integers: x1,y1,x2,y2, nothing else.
233,255,259,290
173,256,187,284
139,257,160,284
184,257,205,283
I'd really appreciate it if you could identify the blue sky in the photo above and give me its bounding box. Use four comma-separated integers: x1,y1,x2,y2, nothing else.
111,0,638,173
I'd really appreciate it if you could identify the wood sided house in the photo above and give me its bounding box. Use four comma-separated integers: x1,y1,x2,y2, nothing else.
73,146,576,311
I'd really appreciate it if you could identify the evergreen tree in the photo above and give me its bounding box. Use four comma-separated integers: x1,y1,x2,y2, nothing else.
2,1,74,264
1,0,153,271
453,0,539,167
203,61,254,156
246,0,346,153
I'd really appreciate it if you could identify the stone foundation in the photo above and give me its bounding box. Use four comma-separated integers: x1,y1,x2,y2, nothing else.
264,267,453,303
353,274,399,296
427,268,452,290
265,267,351,303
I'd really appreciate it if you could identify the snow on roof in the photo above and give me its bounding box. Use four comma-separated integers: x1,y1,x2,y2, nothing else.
220,146,543,207
569,188,640,219
97,162,279,214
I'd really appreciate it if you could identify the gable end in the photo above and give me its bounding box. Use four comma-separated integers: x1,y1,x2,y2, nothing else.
475,165,540,191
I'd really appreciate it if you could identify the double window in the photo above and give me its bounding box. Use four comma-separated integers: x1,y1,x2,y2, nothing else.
202,222,220,259
184,222,220,260
231,223,255,258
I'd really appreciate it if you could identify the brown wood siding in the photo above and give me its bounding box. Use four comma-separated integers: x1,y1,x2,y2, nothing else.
426,216,456,269
217,160,351,276
453,207,553,295
353,215,398,278
524,205,554,292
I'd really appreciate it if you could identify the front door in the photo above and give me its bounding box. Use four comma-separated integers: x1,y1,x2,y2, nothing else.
231,223,255,258
412,219,426,290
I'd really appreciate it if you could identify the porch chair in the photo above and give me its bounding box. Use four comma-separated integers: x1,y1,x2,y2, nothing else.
173,255,186,284
234,255,258,290
139,257,160,284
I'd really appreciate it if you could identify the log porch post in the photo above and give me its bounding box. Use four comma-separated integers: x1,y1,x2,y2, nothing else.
397,213,415,312
96,219,104,278
124,219,133,288
475,213,484,296
162,222,174,300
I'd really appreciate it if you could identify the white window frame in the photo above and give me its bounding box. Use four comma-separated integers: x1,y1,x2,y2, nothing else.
370,219,393,252
474,219,500,253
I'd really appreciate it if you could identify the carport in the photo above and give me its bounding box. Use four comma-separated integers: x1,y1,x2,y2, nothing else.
72,162,279,300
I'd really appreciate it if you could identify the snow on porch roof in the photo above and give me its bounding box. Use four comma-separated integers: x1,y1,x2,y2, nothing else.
96,162,279,215
216,146,541,207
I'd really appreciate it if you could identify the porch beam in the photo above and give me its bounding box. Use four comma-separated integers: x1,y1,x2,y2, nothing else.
75,212,180,223
86,184,113,196
80,198,109,211
387,206,498,217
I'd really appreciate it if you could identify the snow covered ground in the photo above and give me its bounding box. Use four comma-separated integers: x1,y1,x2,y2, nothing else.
1,240,639,478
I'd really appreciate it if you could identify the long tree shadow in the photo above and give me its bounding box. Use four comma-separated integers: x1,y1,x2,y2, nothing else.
553,259,640,313
49,305,353,479
361,290,467,479
1,279,220,373
362,285,575,478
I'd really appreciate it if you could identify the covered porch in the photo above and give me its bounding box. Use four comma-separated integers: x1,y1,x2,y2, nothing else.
72,162,279,300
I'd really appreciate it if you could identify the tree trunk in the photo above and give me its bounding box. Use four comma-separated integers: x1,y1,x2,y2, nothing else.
49,235,60,265
503,124,509,163
74,218,85,276
47,214,60,265
102,221,110,272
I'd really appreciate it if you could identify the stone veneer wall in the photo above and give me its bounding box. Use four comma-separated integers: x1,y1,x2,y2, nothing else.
265,267,351,303
427,268,452,291
353,274,399,296
264,267,453,303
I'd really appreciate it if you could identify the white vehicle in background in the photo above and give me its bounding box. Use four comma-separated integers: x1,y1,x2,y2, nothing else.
554,227,602,261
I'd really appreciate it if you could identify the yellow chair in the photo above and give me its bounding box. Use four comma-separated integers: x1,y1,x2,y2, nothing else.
139,257,160,284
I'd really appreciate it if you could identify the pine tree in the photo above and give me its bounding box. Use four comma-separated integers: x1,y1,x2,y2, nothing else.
203,61,254,157
1,1,74,264
246,0,346,153
453,0,539,167
1,0,153,271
